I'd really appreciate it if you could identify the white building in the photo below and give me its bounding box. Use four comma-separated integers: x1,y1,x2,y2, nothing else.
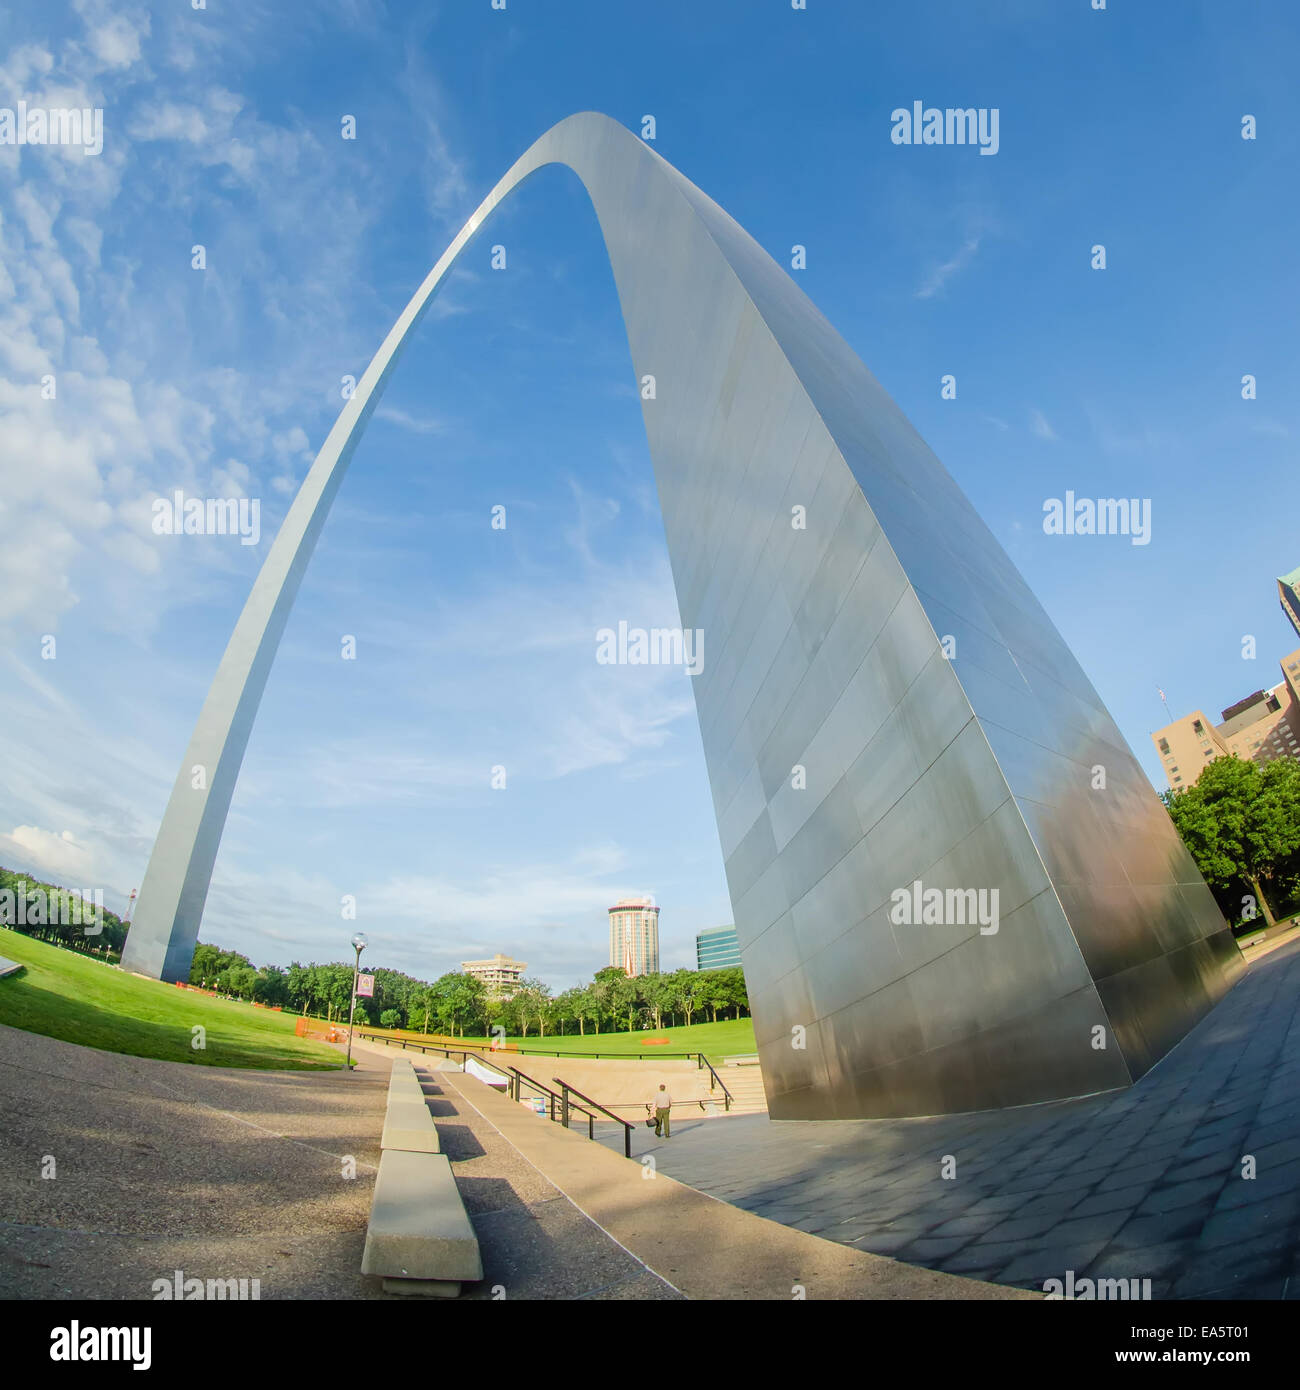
460,953,527,998
608,897,660,976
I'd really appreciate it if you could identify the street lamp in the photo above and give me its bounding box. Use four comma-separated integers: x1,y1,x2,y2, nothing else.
344,932,367,1070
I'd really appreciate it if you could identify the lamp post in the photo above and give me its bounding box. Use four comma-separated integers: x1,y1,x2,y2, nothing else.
344,932,367,1070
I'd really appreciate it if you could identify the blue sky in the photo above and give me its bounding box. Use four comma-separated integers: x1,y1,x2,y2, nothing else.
2,0,1298,988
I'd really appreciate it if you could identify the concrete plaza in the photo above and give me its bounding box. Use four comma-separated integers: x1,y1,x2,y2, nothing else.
0,1020,1025,1300
618,935,1300,1299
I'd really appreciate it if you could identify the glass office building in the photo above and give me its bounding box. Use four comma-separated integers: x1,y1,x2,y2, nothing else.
697,925,742,971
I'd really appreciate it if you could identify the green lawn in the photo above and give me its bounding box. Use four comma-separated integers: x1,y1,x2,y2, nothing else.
0,928,340,1069
373,1017,757,1063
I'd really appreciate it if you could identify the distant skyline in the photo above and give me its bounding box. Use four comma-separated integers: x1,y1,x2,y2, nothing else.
2,2,1299,986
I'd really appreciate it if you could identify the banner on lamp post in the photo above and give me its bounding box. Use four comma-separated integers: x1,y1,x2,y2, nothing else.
356,974,375,998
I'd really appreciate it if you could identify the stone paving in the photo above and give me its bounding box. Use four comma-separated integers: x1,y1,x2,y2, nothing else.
600,936,1300,1300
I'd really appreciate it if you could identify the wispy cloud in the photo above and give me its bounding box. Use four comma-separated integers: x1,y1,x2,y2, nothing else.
1029,408,1058,441
375,405,448,435
915,235,980,299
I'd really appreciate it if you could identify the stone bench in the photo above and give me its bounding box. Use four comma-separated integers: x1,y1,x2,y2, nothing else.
362,1149,483,1297
381,1096,441,1154
388,1073,426,1105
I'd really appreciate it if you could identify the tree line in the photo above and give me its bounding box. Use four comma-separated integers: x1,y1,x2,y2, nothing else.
485,964,750,1039
0,868,750,1038
185,946,748,1037
8,749,1298,1016
0,866,128,958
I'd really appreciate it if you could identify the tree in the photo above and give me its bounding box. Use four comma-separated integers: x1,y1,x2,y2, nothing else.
286,963,312,1014
607,971,642,1032
696,971,725,1024
1163,755,1300,927
671,968,701,1026
380,1008,402,1029
710,966,748,1020
550,989,578,1037
429,972,487,1038
570,986,594,1035
590,967,626,1034
642,972,675,1031
510,978,552,1039
253,965,288,1007
225,964,258,1000
190,943,222,985
410,986,436,1036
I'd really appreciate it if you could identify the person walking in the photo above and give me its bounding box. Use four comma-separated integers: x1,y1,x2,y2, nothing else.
651,1082,672,1138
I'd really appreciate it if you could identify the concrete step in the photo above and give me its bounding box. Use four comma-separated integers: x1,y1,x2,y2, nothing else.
361,1150,482,1294
715,1070,768,1110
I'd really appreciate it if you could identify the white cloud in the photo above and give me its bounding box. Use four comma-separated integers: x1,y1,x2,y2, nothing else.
0,826,98,883
916,235,980,299
375,405,447,435
1030,408,1058,441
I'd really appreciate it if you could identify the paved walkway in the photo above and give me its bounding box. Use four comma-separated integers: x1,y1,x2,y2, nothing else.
0,1021,388,1298
381,1053,684,1300
1,1019,1027,1300
0,1023,685,1300
612,936,1300,1300
355,1039,1030,1300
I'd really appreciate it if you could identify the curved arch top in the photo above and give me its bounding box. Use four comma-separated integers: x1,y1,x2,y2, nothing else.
122,113,1241,1118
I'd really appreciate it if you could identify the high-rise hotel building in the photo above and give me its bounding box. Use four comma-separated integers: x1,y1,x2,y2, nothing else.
608,897,660,976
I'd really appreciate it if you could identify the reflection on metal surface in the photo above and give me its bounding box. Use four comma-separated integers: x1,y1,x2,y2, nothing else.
122,113,1242,1117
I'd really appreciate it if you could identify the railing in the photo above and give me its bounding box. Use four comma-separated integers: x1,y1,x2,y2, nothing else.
696,1056,733,1110
354,1029,731,1116
507,1067,600,1136
356,1030,745,1157
352,1030,514,1084
552,1077,635,1159
472,1044,725,1063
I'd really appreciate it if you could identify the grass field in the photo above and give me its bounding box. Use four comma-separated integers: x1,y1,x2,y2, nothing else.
367,1016,757,1062
0,928,340,1069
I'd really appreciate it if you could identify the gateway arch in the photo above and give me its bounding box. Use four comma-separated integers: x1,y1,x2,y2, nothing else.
122,112,1242,1118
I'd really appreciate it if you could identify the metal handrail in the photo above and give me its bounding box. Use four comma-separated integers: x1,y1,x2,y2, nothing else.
553,1076,635,1159
695,1055,733,1110
576,1096,717,1116
355,1029,733,1114
508,1066,605,1138
353,1030,516,1084
478,1045,719,1060
461,1049,514,1083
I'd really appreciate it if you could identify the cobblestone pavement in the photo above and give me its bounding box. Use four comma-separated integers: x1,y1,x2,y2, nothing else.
603,938,1300,1299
